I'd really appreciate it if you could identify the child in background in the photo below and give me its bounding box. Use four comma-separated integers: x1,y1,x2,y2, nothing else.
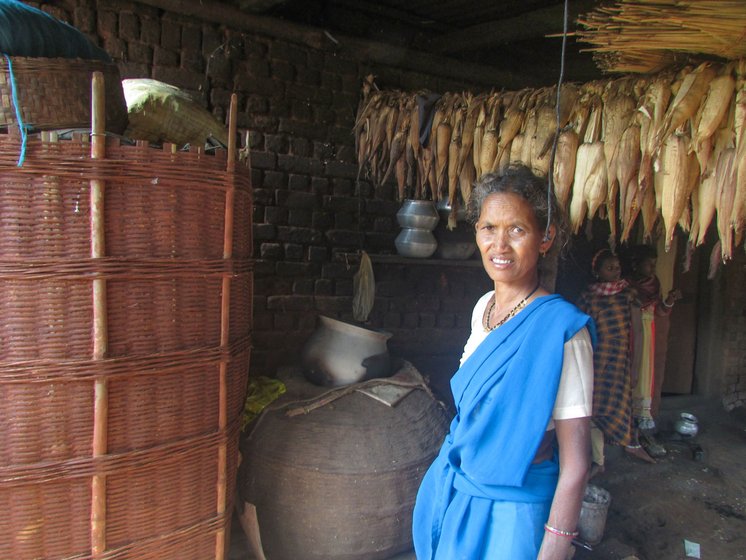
577,249,654,475
626,244,682,437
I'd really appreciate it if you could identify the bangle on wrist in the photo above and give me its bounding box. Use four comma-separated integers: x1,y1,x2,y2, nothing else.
544,523,578,538
663,299,674,308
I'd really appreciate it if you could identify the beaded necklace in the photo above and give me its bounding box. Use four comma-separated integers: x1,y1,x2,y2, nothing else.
484,282,541,332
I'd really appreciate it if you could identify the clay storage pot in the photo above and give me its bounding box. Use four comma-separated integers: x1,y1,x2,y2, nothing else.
301,315,393,386
239,363,450,560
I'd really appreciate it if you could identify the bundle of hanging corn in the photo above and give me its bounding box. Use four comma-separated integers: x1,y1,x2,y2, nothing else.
576,0,746,74
354,58,746,261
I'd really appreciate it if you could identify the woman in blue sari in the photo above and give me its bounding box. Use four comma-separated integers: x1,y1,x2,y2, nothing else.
413,166,595,560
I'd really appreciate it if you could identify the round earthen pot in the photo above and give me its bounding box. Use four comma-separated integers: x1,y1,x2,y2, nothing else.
301,315,393,386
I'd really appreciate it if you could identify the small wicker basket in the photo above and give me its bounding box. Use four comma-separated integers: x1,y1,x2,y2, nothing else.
0,56,128,133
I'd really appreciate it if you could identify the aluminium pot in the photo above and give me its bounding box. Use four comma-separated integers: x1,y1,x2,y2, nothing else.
301,315,393,386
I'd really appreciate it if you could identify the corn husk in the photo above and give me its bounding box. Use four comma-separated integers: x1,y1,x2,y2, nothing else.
657,132,696,250
654,62,717,153
472,99,488,179
532,88,558,173
479,95,501,178
715,147,738,261
693,65,736,171
617,122,642,231
509,133,525,167
448,102,466,208
493,90,526,172
638,75,673,192
603,78,637,189
571,142,607,233
456,93,483,175
459,157,476,213
733,63,746,240
641,173,658,241
552,129,579,208
519,90,542,168
690,154,719,247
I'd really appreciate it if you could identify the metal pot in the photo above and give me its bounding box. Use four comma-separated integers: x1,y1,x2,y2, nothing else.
674,412,699,438
396,199,439,230
395,227,438,258
301,316,393,386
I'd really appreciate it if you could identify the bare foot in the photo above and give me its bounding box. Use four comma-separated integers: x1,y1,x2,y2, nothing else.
589,462,605,479
625,445,656,464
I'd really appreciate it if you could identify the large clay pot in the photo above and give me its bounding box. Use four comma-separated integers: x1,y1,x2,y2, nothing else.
239,365,450,560
301,315,393,386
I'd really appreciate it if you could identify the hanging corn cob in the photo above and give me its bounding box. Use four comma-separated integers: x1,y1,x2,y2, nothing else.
493,89,527,174
732,60,746,248
692,63,736,173
352,58,745,257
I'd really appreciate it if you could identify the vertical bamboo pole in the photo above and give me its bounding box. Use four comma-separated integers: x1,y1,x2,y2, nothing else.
89,72,109,556
215,93,238,560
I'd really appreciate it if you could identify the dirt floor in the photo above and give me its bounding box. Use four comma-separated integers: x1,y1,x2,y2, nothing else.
573,395,746,560
229,395,746,560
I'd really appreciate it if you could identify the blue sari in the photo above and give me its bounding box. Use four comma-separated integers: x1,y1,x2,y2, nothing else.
413,295,594,560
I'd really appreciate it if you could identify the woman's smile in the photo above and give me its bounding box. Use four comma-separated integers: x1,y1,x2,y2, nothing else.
475,192,552,286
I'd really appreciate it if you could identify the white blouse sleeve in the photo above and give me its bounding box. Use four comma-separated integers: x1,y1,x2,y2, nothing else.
551,327,594,423
459,291,494,367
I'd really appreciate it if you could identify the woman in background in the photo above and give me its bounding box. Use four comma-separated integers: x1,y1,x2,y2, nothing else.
626,244,681,456
412,166,595,560
577,249,654,476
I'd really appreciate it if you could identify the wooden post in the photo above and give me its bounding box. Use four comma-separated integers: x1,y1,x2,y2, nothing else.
89,71,109,557
215,93,238,560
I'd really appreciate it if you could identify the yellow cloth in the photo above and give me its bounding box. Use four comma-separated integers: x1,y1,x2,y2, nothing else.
633,308,655,421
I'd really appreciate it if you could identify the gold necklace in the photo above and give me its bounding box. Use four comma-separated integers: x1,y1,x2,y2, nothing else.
484,282,541,332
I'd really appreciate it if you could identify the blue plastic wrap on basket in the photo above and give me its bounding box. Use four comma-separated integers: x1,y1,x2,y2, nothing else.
0,0,110,60
242,376,287,430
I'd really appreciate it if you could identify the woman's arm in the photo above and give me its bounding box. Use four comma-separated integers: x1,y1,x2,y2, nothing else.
537,416,590,560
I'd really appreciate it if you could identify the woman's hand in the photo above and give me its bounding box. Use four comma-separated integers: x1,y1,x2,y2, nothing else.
665,288,682,307
537,416,590,560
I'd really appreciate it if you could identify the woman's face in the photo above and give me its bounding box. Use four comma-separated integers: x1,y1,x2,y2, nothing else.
474,192,554,287
597,256,622,282
635,257,657,278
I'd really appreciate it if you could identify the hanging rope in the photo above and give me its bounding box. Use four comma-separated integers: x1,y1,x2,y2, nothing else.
4,54,29,167
545,0,570,242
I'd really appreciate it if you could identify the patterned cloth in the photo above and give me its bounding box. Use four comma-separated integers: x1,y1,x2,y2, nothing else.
587,279,629,296
577,286,636,446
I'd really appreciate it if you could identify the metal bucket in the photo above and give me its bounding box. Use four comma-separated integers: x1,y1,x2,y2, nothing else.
577,484,611,545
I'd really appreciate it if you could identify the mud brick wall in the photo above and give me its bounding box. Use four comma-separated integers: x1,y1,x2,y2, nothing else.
23,1,746,407
721,252,746,410
29,0,491,396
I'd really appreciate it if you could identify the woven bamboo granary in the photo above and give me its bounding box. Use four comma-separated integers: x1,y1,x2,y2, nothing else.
0,74,253,559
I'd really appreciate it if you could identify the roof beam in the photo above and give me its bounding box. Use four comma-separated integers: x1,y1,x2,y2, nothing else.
132,0,547,88
429,0,599,54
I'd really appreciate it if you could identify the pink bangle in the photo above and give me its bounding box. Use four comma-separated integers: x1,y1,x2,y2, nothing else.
544,523,578,538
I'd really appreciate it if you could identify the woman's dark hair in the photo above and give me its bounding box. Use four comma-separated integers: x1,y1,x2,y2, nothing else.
591,248,617,275
465,165,568,252
629,244,657,263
